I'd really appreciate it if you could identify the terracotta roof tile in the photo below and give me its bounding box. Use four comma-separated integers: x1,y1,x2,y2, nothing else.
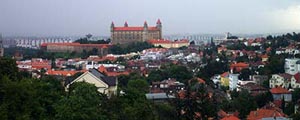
247,108,287,120
270,86,291,94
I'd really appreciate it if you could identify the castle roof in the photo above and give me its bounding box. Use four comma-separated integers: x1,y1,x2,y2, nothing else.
113,27,158,31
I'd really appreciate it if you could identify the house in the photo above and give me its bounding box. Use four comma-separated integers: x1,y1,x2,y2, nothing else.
261,54,269,62
221,72,230,87
230,62,249,73
269,73,292,89
291,72,300,88
140,48,167,60
145,93,175,103
65,68,117,97
284,58,300,75
238,83,268,96
147,39,189,48
251,75,268,86
270,86,292,102
221,115,240,120
229,74,239,91
45,70,86,77
247,108,287,120
150,78,185,95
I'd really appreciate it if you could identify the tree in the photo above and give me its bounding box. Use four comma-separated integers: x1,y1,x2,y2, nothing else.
127,79,149,94
0,57,18,80
177,82,218,119
231,90,257,119
54,82,108,120
239,68,251,80
254,92,273,108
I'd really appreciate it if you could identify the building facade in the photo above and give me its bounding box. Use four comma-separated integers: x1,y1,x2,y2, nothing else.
0,34,4,57
284,58,300,75
41,43,110,56
111,19,162,44
147,39,189,48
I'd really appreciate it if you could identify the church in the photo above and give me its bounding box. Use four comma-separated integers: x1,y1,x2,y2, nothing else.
110,19,162,44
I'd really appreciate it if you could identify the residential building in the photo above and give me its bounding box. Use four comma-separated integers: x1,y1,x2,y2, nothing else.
111,19,162,44
45,70,86,77
140,48,167,60
147,39,189,48
284,58,300,75
238,83,268,96
291,72,300,88
150,78,185,94
220,72,230,87
145,93,175,103
247,108,287,120
65,69,117,97
229,74,239,91
220,115,240,120
269,73,292,89
41,43,110,56
251,75,268,86
230,62,249,73
17,58,52,71
270,86,292,102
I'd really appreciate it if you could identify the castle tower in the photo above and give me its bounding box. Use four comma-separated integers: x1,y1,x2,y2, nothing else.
124,21,128,27
156,19,162,39
142,21,148,42
110,22,115,32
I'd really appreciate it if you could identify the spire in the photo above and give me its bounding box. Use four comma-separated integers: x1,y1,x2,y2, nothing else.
124,21,128,27
156,19,161,24
144,21,148,28
111,22,114,28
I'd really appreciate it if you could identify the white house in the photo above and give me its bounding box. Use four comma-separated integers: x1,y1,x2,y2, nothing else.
284,58,300,75
65,69,117,97
269,73,292,89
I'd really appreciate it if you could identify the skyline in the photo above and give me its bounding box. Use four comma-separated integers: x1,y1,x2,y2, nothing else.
0,0,300,36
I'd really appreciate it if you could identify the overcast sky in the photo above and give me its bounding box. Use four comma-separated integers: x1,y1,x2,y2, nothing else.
0,0,300,36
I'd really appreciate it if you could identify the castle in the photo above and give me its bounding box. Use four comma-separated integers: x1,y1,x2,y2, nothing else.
110,19,162,44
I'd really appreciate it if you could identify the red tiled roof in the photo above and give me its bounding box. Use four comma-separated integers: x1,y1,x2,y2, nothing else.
261,54,268,58
294,73,300,83
221,72,229,77
270,86,291,94
46,70,86,76
113,27,158,31
247,108,287,120
221,115,240,120
278,73,293,80
148,39,172,44
197,78,206,84
230,62,249,67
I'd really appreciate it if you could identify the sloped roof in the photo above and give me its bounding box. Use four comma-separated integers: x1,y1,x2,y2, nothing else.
247,108,287,120
270,86,290,94
89,69,117,86
230,62,249,67
221,115,240,120
294,72,300,83
278,73,293,80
